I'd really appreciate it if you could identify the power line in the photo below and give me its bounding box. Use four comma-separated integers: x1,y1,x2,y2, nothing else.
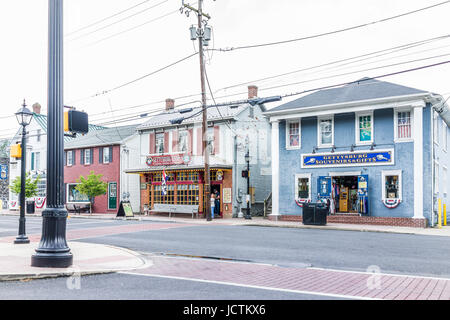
65,0,155,36
213,1,450,52
67,0,168,42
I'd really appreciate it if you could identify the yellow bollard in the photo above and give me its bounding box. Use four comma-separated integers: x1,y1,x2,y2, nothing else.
444,204,447,227
438,199,442,229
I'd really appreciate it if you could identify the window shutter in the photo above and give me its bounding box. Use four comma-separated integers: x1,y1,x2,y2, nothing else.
188,129,193,155
164,132,169,154
99,148,103,164
149,133,155,154
72,150,76,165
91,148,94,164
214,126,220,155
80,150,84,165
197,127,202,155
31,153,35,170
172,130,178,153
109,147,113,163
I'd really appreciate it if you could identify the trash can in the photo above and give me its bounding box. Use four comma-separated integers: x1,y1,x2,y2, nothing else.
302,202,327,225
26,200,35,214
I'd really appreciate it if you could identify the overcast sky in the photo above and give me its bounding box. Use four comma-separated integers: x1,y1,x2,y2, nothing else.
1,0,449,138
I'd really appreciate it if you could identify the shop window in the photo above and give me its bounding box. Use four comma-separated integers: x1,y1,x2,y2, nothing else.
395,111,412,141
177,172,199,182
153,184,175,204
286,120,300,149
177,184,199,205
156,133,165,154
67,183,89,203
294,173,311,201
356,113,373,144
318,116,333,147
381,170,402,201
178,130,188,153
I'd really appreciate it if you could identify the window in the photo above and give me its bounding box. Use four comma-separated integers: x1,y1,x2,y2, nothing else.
318,117,333,147
356,113,373,144
178,130,188,153
286,120,300,149
207,127,215,155
35,152,40,170
36,129,41,142
155,133,164,154
443,166,448,195
103,147,110,164
84,149,91,165
67,183,89,203
177,184,199,205
395,111,412,141
67,150,74,166
294,174,311,201
177,172,199,182
381,170,402,201
153,184,175,204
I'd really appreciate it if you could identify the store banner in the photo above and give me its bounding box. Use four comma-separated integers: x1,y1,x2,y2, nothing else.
146,154,191,167
0,164,7,180
302,149,394,168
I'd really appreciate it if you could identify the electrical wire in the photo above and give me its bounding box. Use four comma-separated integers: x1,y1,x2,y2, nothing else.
213,1,450,52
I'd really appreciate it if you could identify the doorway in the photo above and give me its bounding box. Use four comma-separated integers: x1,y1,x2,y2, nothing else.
210,184,222,218
332,176,358,213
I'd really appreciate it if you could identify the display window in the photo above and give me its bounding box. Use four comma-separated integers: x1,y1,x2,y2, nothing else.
381,170,402,201
154,184,175,204
177,184,199,205
294,173,311,201
67,183,89,203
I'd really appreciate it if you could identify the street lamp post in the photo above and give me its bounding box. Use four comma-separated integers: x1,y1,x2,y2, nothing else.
14,100,33,244
245,150,251,220
31,0,72,268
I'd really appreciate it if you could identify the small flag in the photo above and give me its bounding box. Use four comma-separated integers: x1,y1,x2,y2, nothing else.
161,169,168,196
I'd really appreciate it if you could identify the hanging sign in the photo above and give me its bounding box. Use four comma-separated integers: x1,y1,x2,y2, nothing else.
301,149,394,168
0,164,8,180
146,154,191,167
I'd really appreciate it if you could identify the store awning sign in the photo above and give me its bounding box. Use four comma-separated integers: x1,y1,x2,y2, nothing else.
146,154,191,167
301,149,394,168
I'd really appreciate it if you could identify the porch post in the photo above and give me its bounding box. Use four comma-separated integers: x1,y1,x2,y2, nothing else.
413,105,424,219
270,120,280,219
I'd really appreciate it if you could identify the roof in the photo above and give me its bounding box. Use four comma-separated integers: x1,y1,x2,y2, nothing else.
64,125,138,150
32,113,107,142
266,78,429,114
137,103,249,130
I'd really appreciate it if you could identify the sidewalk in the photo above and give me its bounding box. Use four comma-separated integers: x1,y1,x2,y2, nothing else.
0,241,149,281
3,209,449,237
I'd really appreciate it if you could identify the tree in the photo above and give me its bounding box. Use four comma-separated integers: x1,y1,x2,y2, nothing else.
10,173,40,199
75,171,108,214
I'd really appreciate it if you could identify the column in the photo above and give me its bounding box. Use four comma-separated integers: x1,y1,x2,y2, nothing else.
413,106,424,219
270,120,280,218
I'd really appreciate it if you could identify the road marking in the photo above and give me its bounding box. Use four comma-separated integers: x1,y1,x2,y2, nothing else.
118,271,373,300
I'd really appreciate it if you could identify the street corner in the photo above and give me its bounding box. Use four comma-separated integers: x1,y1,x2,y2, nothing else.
0,241,151,282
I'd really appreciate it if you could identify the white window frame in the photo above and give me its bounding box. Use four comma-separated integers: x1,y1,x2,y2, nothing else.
286,119,301,150
66,183,90,203
394,108,414,143
178,130,188,153
317,115,334,148
103,147,110,164
155,133,164,155
294,173,312,201
67,150,74,166
84,149,91,165
355,111,374,145
381,170,402,201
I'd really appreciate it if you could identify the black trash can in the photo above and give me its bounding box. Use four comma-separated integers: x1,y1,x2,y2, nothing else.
26,200,35,214
302,202,327,225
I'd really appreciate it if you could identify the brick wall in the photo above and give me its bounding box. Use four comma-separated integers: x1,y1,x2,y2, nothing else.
64,145,121,213
268,214,428,228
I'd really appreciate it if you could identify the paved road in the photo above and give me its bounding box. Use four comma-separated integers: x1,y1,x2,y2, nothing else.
1,216,449,300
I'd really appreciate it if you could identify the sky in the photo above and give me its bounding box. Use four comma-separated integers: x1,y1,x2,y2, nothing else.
0,0,449,138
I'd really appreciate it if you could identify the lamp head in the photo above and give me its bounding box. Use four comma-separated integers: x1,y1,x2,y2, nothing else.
15,99,33,126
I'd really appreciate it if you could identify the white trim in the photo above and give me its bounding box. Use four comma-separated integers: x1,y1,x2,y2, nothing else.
393,107,414,143
381,170,403,201
413,107,424,218
270,121,280,216
285,119,301,150
355,111,374,145
294,173,312,201
317,115,334,148
328,171,361,177
443,166,448,196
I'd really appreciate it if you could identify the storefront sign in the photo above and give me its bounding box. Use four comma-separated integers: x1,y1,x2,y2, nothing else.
223,188,232,204
146,154,191,167
301,149,394,168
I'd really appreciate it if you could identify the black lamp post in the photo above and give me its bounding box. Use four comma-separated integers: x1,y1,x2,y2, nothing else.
31,0,72,268
245,150,251,220
14,100,33,244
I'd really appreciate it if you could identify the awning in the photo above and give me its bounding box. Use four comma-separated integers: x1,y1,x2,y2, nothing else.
125,164,232,174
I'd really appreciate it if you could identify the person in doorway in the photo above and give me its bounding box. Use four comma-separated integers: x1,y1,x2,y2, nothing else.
214,190,220,218
210,193,215,219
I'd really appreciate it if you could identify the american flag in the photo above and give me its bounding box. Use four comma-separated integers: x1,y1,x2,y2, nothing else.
398,112,411,139
161,169,168,196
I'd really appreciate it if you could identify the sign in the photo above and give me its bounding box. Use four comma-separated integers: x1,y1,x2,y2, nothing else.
301,149,394,168
216,170,223,181
116,201,134,217
108,182,117,210
223,188,232,204
35,197,46,209
146,154,191,167
317,176,332,199
0,164,8,180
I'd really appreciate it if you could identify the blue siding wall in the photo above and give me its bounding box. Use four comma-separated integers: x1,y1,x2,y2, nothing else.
278,108,418,218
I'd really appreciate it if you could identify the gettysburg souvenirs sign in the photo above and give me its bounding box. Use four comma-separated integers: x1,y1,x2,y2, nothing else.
146,154,191,167
301,149,394,168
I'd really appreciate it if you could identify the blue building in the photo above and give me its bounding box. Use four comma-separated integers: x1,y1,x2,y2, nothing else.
264,78,449,227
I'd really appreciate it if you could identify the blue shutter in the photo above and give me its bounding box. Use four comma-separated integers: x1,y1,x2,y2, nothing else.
90,148,94,164
31,152,35,170
99,148,103,164
109,147,113,163
80,150,84,165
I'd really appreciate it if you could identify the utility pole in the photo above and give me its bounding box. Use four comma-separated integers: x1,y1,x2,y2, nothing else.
182,0,212,221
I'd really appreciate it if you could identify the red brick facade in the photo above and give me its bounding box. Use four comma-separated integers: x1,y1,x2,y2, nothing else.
267,214,428,228
64,145,121,213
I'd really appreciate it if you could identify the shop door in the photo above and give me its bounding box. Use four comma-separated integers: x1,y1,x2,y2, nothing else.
317,176,332,199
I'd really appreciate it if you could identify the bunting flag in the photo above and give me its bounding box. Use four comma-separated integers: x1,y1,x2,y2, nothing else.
161,169,168,196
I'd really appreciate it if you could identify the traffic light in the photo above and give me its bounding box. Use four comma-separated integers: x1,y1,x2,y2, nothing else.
64,109,89,134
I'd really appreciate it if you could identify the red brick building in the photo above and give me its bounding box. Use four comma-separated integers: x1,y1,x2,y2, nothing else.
64,125,137,213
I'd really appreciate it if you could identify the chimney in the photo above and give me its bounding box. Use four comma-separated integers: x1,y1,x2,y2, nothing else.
165,98,175,111
32,103,41,114
248,85,258,99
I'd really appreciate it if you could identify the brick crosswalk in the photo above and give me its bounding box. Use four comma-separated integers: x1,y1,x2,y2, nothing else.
126,255,450,300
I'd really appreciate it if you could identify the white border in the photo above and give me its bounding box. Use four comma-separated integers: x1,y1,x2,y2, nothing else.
394,108,414,143
355,111,374,145
294,173,311,201
286,119,301,150
317,115,334,148
300,148,395,169
381,169,402,201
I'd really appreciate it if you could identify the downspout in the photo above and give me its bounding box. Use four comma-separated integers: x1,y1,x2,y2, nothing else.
431,105,435,227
